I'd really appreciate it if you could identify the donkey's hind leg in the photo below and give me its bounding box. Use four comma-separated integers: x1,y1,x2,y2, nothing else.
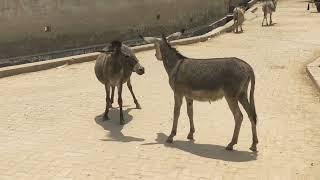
262,13,267,26
239,94,258,152
127,79,141,109
104,84,111,121
225,96,243,150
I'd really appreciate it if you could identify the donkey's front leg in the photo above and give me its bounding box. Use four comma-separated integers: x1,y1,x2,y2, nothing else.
117,84,125,125
186,97,195,140
104,84,111,121
269,13,272,25
110,86,115,108
167,94,183,143
127,79,141,109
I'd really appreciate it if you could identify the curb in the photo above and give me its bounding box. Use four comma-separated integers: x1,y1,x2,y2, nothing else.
307,57,320,92
0,53,100,78
0,1,257,79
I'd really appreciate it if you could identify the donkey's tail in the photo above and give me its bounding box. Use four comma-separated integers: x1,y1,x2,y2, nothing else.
249,70,257,124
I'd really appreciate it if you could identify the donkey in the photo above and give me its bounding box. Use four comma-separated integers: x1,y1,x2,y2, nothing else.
94,41,145,125
140,32,258,151
262,0,278,26
233,6,245,33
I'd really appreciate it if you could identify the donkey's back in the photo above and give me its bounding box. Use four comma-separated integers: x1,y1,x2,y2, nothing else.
94,53,133,86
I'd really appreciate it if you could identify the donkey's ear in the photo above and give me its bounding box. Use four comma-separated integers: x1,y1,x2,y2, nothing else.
109,40,122,53
110,40,122,49
161,33,167,40
139,35,159,44
166,31,183,41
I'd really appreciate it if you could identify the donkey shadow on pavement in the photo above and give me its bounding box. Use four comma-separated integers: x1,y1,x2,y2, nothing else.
142,133,257,162
95,107,145,142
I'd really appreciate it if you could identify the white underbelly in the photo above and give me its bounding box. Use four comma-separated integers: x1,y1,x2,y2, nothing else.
107,70,124,86
109,79,121,86
184,89,225,102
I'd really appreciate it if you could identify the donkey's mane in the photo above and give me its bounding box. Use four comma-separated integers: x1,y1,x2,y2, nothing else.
163,37,187,59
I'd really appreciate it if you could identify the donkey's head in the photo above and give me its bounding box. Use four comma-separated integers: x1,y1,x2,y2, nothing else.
100,41,145,75
272,0,278,11
139,29,185,61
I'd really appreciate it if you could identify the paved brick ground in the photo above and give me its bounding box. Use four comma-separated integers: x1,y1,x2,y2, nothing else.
0,0,320,179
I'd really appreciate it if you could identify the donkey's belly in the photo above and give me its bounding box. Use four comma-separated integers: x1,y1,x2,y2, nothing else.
184,89,224,102
107,71,127,86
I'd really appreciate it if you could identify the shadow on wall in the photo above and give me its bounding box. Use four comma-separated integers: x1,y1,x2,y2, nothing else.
142,133,257,162
95,107,145,142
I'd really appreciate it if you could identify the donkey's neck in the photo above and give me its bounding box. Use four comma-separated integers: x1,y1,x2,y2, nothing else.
161,47,184,77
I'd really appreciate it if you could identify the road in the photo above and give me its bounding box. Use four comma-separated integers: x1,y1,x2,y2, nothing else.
0,0,320,179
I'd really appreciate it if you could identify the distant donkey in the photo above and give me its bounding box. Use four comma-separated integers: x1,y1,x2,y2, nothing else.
140,31,258,151
95,41,145,125
233,6,245,33
262,0,278,26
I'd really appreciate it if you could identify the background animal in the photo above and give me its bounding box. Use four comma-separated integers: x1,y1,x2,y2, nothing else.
262,0,278,26
233,6,245,33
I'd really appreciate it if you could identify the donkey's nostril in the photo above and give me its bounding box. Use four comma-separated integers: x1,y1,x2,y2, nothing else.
139,68,145,74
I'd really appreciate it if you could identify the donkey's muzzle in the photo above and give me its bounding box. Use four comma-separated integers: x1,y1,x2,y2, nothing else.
136,67,145,75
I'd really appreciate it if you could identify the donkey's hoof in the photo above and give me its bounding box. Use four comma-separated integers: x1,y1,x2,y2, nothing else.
136,104,142,109
187,134,194,140
249,146,258,152
120,120,125,125
166,137,173,143
225,145,234,151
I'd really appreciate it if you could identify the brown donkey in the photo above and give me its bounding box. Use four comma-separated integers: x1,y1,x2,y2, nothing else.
95,41,145,125
140,32,258,151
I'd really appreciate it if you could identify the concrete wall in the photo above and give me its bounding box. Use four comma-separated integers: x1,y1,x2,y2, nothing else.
0,0,227,60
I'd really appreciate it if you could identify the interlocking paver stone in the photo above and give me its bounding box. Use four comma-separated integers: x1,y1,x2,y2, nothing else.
0,0,320,179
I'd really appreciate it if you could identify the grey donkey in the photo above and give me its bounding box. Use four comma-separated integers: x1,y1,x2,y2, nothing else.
262,0,277,26
95,41,145,125
140,31,258,151
233,6,245,33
